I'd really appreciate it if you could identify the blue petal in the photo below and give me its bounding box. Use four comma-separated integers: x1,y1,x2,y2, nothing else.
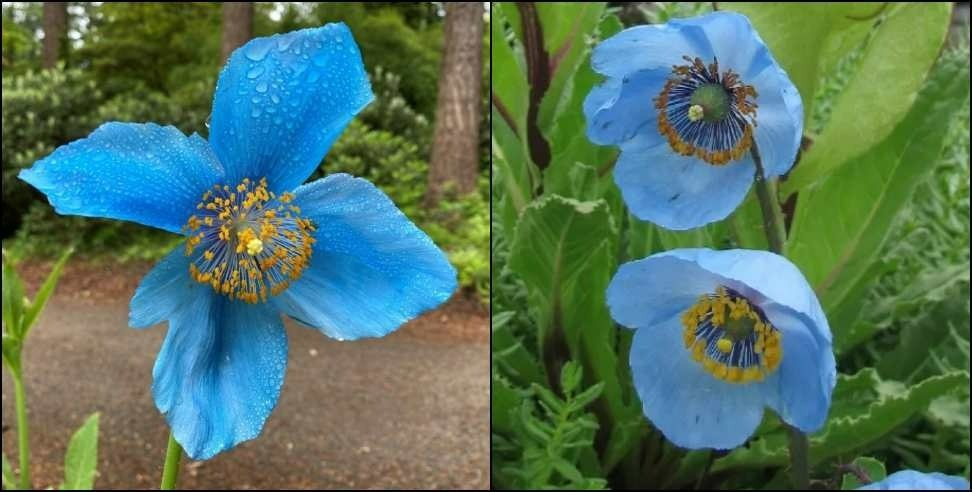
209,23,374,194
129,245,195,329
592,22,713,78
270,174,456,341
629,315,765,450
18,123,223,234
153,291,287,460
615,134,755,230
749,63,804,177
692,12,770,76
584,68,669,146
607,255,723,330
661,248,831,343
858,470,971,490
758,303,836,433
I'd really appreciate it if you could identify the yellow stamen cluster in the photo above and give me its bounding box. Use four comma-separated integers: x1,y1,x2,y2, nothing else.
183,177,316,304
655,56,759,166
681,286,782,384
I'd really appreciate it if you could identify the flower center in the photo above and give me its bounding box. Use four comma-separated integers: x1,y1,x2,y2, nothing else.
681,286,781,383
655,56,758,166
183,177,316,304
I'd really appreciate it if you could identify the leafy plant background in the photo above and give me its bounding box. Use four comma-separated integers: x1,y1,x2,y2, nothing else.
1,2,490,303
491,2,970,489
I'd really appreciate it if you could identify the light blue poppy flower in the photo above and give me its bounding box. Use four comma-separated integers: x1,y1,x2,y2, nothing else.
584,12,803,230
858,470,970,490
606,248,834,449
19,23,457,460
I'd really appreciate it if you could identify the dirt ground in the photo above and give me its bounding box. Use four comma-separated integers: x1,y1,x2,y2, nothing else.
1,260,489,489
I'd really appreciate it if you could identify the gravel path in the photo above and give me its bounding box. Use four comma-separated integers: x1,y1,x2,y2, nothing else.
1,286,488,489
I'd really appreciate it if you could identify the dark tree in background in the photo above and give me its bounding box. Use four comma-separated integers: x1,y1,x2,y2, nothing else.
41,2,66,68
222,2,253,62
424,2,483,206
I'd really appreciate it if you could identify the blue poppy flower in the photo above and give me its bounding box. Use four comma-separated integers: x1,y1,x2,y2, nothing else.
858,470,970,490
19,23,457,460
584,12,803,230
606,248,834,449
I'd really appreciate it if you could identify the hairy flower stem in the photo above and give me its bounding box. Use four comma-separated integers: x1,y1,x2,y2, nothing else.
160,431,183,490
752,145,809,489
751,145,787,256
12,373,31,490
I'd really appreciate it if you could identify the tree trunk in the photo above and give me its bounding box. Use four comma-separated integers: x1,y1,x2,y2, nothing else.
221,2,254,62
42,2,67,69
424,3,483,207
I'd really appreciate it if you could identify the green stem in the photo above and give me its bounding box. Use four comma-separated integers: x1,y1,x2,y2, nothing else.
787,424,810,490
12,373,30,490
752,144,809,489
751,145,787,255
160,431,182,490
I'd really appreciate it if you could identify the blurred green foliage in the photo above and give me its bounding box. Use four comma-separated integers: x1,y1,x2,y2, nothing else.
1,2,488,303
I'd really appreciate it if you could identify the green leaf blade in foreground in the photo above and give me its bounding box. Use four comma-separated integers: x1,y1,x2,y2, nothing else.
785,2,952,192
2,258,26,338
60,413,100,490
1,453,15,490
21,247,73,338
787,52,970,335
841,456,887,490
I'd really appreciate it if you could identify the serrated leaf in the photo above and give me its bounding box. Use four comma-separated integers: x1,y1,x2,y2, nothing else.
786,3,952,192
21,247,72,338
713,369,970,471
840,456,887,489
787,52,970,341
60,413,99,490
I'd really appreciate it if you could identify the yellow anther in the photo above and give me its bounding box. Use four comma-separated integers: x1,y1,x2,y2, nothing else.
688,104,704,122
716,338,733,353
246,238,264,255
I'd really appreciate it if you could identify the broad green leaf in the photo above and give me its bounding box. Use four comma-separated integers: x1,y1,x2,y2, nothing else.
786,3,952,192
508,195,640,472
1,453,15,490
537,3,606,133
787,53,970,326
492,5,529,134
21,247,73,338
2,259,26,338
492,106,536,238
60,413,99,490
713,369,971,471
723,3,884,124
655,220,730,251
841,456,887,489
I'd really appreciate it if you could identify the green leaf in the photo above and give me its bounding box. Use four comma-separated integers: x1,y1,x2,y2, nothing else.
840,456,887,489
1,453,15,490
786,3,952,192
60,413,100,490
713,369,971,471
508,195,640,472
21,247,73,338
1,259,26,338
492,5,529,134
492,373,524,436
492,310,545,387
2,334,23,373
723,3,884,125
492,106,536,238
787,51,970,337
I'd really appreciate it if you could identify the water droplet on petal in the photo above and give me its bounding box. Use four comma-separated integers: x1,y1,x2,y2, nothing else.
276,36,295,52
244,40,272,61
255,82,268,93
270,94,280,104
251,107,262,118
247,66,265,79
